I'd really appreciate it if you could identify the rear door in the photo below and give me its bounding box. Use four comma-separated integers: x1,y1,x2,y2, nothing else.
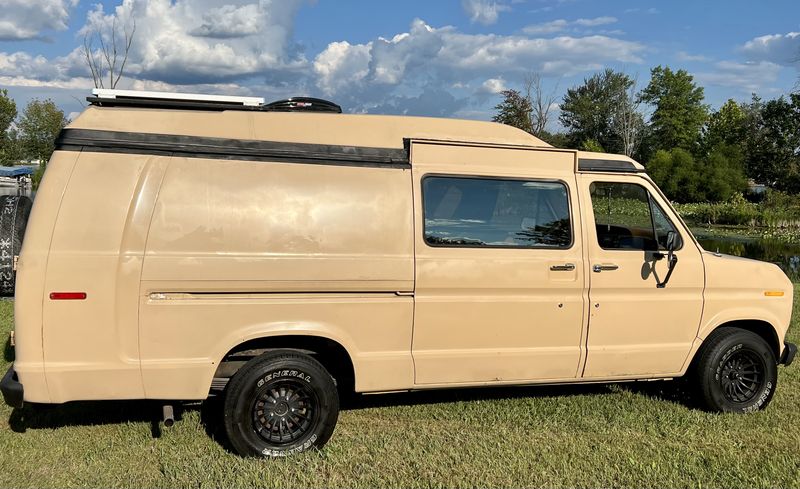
410,142,586,385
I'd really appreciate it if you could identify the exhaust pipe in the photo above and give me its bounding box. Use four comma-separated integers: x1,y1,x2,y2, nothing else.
162,404,175,427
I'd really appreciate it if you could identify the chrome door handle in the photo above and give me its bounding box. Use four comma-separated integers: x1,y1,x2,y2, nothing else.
550,263,576,271
592,263,619,272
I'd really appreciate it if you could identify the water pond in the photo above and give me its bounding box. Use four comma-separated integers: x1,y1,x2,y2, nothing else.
693,230,800,282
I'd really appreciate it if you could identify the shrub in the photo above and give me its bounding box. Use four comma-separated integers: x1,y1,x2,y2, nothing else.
647,145,747,203
674,190,800,228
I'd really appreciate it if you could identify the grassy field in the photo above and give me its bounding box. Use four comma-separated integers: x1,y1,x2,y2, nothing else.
1,288,799,488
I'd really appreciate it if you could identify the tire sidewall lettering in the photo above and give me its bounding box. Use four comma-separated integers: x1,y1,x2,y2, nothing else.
714,343,743,381
256,369,313,388
260,434,318,457
742,380,772,413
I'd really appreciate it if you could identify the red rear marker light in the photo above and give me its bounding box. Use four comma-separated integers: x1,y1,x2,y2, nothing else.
49,292,87,300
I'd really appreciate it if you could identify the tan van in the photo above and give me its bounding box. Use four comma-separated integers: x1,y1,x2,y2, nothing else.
1,89,796,457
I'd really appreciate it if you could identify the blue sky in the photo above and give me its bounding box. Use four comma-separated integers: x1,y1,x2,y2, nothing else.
1,0,799,126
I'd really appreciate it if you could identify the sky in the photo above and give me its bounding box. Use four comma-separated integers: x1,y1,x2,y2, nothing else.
1,0,799,126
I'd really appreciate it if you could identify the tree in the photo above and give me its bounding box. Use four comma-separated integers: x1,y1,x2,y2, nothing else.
0,90,19,166
744,93,800,192
613,77,645,157
702,99,747,153
83,17,136,89
492,89,533,134
491,72,558,137
18,99,68,166
639,66,708,153
525,73,559,137
647,146,746,203
559,68,633,153
538,130,569,148
0,89,16,136
0,129,23,167
702,144,748,201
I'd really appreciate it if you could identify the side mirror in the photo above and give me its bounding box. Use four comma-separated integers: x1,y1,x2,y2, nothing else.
657,231,679,289
666,230,677,251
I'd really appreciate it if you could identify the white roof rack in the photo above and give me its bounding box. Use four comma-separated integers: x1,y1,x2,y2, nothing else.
91,88,265,107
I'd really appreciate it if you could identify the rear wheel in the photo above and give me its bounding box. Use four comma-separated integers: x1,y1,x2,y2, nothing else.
223,350,339,457
693,328,777,413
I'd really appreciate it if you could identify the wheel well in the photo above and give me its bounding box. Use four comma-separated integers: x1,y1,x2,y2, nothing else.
708,320,780,359
214,336,355,394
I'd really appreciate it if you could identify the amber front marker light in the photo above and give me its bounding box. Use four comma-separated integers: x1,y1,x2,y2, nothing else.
49,292,87,300
764,291,785,297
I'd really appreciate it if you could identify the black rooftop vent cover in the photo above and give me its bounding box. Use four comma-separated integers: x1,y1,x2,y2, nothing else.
263,97,342,113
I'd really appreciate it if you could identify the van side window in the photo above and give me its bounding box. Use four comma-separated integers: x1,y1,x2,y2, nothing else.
423,176,572,248
590,182,680,251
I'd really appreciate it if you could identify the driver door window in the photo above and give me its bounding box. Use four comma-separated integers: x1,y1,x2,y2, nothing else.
589,182,680,251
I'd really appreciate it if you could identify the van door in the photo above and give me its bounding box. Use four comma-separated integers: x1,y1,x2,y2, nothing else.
578,174,704,378
411,142,585,385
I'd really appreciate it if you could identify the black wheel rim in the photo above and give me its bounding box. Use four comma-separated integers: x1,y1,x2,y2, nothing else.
252,379,318,445
720,349,765,403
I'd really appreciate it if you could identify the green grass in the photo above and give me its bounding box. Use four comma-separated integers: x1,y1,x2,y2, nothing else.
2,290,800,488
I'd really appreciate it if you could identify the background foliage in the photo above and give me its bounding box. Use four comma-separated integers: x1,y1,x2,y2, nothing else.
494,66,800,202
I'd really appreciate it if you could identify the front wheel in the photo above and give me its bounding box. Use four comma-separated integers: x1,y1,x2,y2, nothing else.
693,328,777,413
223,350,339,457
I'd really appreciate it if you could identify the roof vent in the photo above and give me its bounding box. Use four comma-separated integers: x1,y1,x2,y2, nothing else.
263,97,342,113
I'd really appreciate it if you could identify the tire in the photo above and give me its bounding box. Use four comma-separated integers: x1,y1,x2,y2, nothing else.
223,350,339,457
693,328,777,413
0,195,32,297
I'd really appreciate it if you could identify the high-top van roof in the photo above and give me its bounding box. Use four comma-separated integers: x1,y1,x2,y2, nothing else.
64,89,645,172
68,106,552,150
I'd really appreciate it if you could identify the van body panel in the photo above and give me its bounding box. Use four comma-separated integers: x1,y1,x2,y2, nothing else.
142,157,413,286
577,173,706,377
139,292,414,398
410,142,587,384
13,151,80,403
42,152,162,402
138,156,415,396
698,253,794,343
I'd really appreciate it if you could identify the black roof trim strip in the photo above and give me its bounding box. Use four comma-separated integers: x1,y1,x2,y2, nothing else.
578,158,642,173
55,129,410,169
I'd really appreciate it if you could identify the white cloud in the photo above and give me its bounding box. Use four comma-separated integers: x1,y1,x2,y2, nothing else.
523,20,569,35
461,0,511,25
312,19,644,113
480,78,507,94
314,41,371,95
696,61,782,92
574,16,617,27
190,4,263,38
523,16,618,36
676,51,710,62
0,52,57,79
77,0,309,84
0,0,77,41
739,32,800,66
0,76,91,90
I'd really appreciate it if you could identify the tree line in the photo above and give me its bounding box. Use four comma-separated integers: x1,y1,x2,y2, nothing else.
0,89,69,185
493,66,800,202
